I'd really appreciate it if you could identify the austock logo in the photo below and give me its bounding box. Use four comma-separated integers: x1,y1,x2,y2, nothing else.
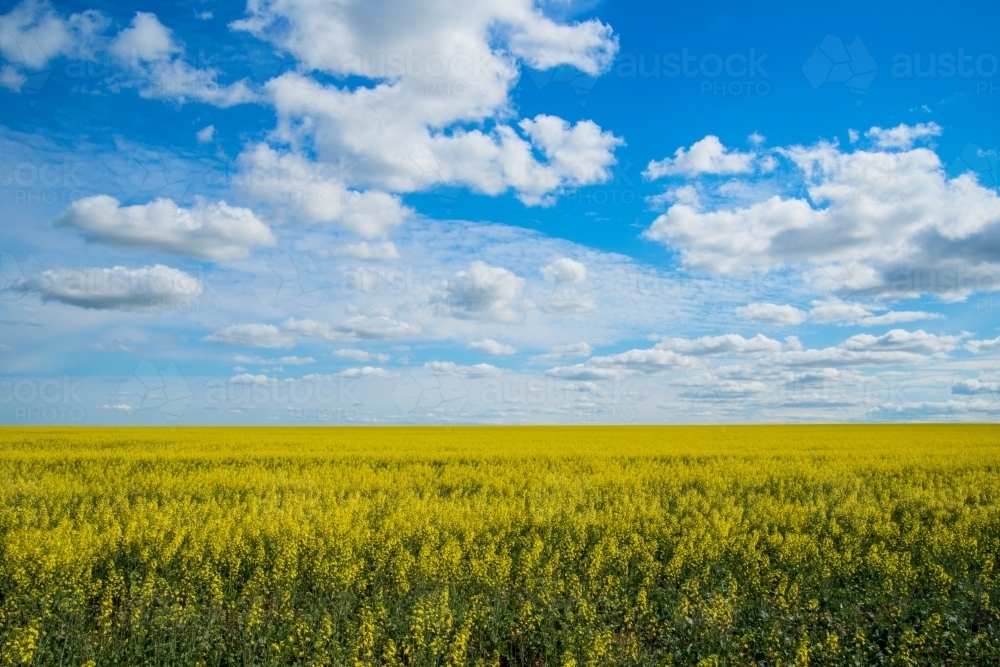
251,251,332,309
0,253,43,310
391,369,468,415
802,35,878,105
1,376,85,422
0,33,52,99
114,361,193,419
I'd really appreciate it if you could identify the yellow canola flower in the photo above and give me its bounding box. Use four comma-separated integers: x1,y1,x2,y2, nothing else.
0,424,997,665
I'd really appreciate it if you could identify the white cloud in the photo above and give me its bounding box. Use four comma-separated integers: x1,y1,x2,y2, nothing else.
736,302,806,326
469,338,516,355
334,366,393,379
515,115,624,204
0,344,11,352
739,299,942,328
231,0,622,210
643,136,756,179
108,10,175,61
807,299,875,324
808,299,943,327
58,195,276,261
279,318,346,341
0,4,253,104
324,242,400,260
22,264,201,309
237,145,411,237
205,324,295,348
233,354,315,365
232,0,617,77
196,125,215,143
643,136,1000,297
547,348,694,379
437,260,525,322
541,257,587,283
966,336,1000,354
951,378,1000,395
655,333,783,356
0,0,107,90
109,12,255,107
339,315,421,339
855,311,942,326
539,257,594,313
544,328,962,385
283,315,420,341
777,329,964,368
865,122,942,150
530,342,592,362
278,355,315,365
334,349,391,363
229,373,278,385
839,329,963,355
92,339,131,352
424,361,502,378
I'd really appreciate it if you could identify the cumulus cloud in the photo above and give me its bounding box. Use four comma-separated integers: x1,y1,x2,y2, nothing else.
108,11,175,61
437,261,525,322
539,257,595,313
865,122,942,150
109,12,256,106
334,349,391,363
231,0,622,212
951,378,1000,395
655,333,783,356
232,0,617,77
545,328,963,383
92,339,134,351
643,136,756,179
643,131,1000,298
339,315,421,339
229,373,277,385
469,338,516,355
0,0,107,91
547,348,694,379
205,324,295,348
530,342,593,362
22,264,201,309
279,318,346,342
283,316,420,341
196,125,215,143
237,145,411,237
839,329,963,355
739,299,943,327
736,302,807,326
777,329,964,367
58,195,276,261
808,299,942,326
965,336,1000,354
0,3,253,104
333,366,393,379
540,257,587,284
233,354,315,365
424,361,502,378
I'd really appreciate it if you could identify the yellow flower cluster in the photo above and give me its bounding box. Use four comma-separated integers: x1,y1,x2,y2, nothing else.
0,425,998,665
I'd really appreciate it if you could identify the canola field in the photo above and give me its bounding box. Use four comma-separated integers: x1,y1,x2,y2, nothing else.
0,425,998,666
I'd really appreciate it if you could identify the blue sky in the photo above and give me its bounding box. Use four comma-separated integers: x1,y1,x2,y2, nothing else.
1,0,999,424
